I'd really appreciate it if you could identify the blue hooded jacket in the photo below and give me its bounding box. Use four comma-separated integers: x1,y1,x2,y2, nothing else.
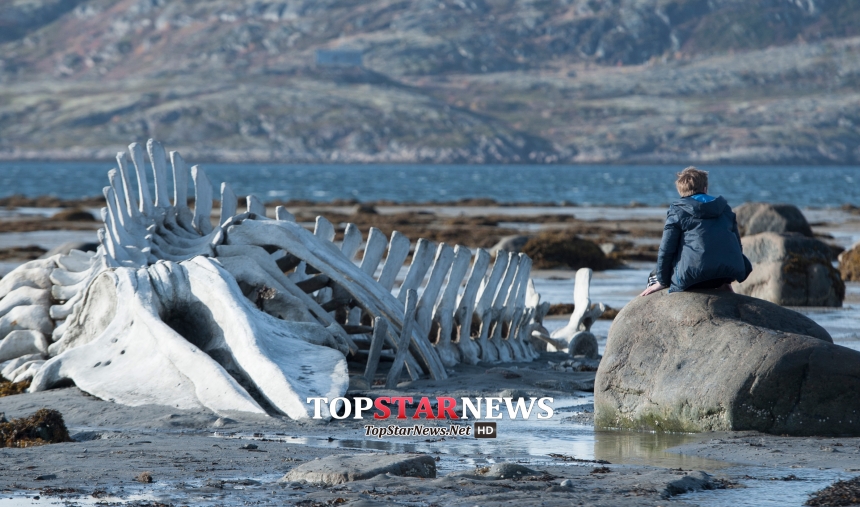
656,194,752,292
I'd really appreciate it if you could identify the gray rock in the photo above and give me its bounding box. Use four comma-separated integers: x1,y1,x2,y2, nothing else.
560,478,575,488
499,388,529,399
212,417,234,428
345,500,393,507
662,471,713,497
451,462,540,480
595,290,860,436
480,463,539,479
735,232,844,306
281,453,436,485
490,235,531,256
734,203,813,237
568,331,599,358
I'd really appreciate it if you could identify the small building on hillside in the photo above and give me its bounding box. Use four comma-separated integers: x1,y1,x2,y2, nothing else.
316,49,363,67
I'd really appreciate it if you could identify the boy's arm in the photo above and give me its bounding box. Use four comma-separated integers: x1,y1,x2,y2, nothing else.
730,210,743,247
655,211,682,287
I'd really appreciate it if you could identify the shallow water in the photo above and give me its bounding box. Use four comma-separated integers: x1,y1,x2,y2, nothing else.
677,467,855,507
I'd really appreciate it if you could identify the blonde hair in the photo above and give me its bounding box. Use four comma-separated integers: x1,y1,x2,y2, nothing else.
675,166,709,197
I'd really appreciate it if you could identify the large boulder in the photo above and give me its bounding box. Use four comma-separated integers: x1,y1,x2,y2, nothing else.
839,245,860,282
734,202,813,237
734,232,843,307
595,291,860,436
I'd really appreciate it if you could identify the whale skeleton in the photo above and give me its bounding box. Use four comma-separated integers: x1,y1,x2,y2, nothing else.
0,140,559,419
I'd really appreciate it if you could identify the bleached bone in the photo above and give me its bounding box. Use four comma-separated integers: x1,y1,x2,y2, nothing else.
0,287,51,319
192,165,213,234
544,268,605,358
0,263,55,298
361,229,424,380
1,353,43,379
487,252,521,362
503,255,532,361
0,330,48,362
247,195,267,217
398,238,435,301
414,244,454,343
275,206,295,222
349,227,387,325
432,245,472,367
0,305,53,338
0,139,550,416
226,220,448,380
377,231,411,291
475,253,510,362
363,317,388,385
453,248,491,365
326,223,364,318
386,290,417,389
32,258,348,419
214,245,356,355
11,359,45,383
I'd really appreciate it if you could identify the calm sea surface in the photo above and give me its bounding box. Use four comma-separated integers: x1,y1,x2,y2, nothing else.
1,162,858,207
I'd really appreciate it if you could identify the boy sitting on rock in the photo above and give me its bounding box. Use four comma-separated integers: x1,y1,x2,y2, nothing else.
641,167,752,296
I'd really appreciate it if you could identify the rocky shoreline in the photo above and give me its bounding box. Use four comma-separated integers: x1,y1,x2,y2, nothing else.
2,364,859,507
0,200,859,506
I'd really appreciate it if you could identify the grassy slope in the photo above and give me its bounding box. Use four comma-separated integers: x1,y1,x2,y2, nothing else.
0,0,858,163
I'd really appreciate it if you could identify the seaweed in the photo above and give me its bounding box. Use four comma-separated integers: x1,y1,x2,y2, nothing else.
807,476,860,506
522,230,619,270
0,379,31,397
0,408,72,448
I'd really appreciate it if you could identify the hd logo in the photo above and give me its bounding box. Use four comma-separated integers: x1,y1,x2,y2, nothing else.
474,422,497,438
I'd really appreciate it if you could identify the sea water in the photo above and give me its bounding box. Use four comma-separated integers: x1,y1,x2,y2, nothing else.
1,162,859,207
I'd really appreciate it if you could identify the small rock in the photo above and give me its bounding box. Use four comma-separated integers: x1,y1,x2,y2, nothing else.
240,443,258,450
204,479,224,489
281,453,436,485
485,367,521,379
499,389,528,399
35,474,57,481
351,204,378,215
136,472,153,483
662,471,712,497
477,463,540,480
560,478,575,488
212,417,234,428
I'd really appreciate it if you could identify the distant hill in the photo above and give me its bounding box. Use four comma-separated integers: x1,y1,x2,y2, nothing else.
0,0,858,164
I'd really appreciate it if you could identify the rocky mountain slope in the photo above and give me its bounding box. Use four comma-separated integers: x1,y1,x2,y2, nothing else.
0,0,858,164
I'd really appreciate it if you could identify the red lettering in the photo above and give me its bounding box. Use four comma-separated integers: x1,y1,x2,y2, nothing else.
436,397,459,419
373,397,391,419
412,397,436,419
391,397,413,419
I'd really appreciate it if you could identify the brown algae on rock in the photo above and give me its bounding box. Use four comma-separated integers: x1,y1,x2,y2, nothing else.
0,408,72,448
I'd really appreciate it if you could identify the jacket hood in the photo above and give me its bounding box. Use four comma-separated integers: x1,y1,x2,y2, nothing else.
672,194,727,218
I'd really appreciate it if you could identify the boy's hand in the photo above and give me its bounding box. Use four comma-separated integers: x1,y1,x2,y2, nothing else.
640,283,665,297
